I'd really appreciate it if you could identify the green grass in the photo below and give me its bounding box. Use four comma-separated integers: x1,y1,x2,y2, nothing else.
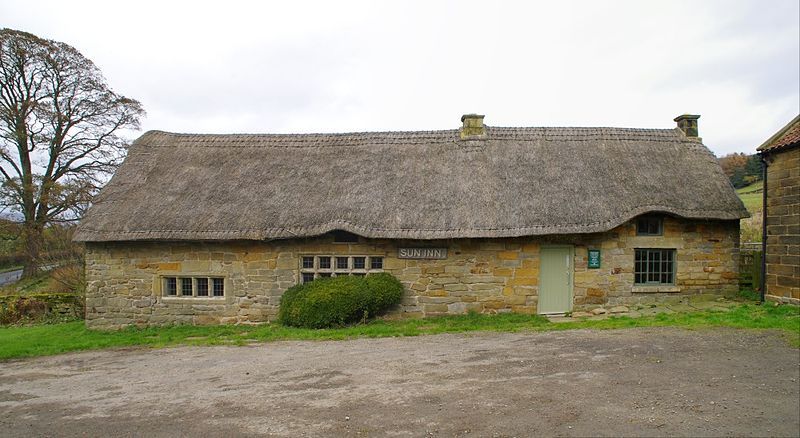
736,180,763,194
0,271,53,296
736,181,763,213
1,304,798,361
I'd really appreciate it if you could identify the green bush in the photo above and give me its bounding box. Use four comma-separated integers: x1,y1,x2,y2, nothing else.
278,273,404,328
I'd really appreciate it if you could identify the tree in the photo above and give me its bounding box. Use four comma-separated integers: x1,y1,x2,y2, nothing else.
717,152,762,189
743,154,763,184
0,29,144,277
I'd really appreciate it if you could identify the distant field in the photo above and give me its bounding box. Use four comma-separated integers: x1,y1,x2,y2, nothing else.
736,181,762,213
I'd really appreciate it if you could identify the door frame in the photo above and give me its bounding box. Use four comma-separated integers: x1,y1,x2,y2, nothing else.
538,245,574,315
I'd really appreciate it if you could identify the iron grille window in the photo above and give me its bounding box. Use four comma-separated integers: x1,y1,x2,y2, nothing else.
634,249,675,285
636,216,663,236
299,255,384,283
163,276,225,298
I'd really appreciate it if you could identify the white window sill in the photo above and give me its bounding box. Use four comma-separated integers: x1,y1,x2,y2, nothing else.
632,286,681,293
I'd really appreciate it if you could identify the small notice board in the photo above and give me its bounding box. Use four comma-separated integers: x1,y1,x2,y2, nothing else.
588,249,601,269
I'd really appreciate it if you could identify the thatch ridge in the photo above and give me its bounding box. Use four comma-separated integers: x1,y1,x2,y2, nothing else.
74,125,747,242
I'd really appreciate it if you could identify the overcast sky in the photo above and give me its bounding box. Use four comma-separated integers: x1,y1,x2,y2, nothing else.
2,0,798,156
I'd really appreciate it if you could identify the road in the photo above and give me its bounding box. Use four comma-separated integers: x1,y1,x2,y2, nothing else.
0,268,22,286
1,327,797,437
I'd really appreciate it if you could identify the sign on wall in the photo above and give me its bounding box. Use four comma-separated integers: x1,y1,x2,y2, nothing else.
398,248,448,259
588,249,601,269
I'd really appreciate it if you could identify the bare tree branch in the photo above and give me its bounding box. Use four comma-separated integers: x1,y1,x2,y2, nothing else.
0,28,144,277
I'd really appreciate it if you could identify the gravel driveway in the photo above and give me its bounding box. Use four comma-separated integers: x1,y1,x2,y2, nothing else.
1,327,798,437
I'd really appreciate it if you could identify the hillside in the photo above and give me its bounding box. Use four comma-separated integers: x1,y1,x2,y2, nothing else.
736,181,762,243
736,180,763,213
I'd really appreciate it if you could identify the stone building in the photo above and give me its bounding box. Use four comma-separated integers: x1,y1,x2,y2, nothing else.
757,115,800,304
74,114,748,328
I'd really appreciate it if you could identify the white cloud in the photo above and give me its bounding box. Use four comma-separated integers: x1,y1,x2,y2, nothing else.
2,0,798,155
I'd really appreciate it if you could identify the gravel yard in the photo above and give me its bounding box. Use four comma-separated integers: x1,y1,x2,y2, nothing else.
1,327,798,437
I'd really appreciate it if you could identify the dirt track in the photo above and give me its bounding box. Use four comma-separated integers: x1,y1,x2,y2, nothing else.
1,327,798,437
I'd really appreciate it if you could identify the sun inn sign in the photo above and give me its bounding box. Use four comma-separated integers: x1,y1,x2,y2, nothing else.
398,248,448,260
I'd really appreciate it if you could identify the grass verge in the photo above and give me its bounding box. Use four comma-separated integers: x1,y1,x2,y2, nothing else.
1,303,798,361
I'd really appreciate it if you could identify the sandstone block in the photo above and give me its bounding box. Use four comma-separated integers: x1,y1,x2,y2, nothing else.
497,251,519,260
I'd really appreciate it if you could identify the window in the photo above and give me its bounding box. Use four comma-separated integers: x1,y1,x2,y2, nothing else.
332,230,359,243
180,278,193,297
212,278,225,297
636,216,663,236
197,278,209,296
318,256,331,269
299,255,384,283
165,277,177,296
635,249,675,285
162,276,225,298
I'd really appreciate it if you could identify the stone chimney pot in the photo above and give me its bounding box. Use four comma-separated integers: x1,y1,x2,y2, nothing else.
460,114,486,139
674,114,700,138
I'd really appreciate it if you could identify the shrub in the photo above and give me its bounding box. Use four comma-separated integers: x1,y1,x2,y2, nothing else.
278,273,404,328
0,293,84,325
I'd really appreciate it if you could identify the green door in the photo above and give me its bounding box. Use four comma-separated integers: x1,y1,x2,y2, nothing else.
539,246,573,314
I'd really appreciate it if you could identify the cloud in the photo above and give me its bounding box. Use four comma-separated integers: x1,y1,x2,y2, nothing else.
1,0,798,155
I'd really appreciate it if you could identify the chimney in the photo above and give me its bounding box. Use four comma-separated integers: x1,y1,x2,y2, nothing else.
674,114,700,138
460,114,486,139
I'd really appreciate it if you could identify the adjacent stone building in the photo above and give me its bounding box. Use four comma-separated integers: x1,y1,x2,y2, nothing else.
75,114,748,328
757,115,800,304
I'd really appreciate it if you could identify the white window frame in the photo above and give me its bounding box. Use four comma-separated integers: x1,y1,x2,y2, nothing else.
299,255,384,283
160,275,226,299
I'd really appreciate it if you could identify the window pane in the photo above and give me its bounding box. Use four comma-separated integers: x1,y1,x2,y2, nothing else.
318,257,331,269
165,277,177,296
302,256,314,269
302,273,315,283
212,278,224,297
319,272,332,278
197,278,209,296
332,230,359,243
353,257,366,269
181,278,193,296
370,257,383,269
336,257,349,270
636,217,662,236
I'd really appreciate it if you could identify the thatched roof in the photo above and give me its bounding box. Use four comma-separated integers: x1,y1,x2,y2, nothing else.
74,125,747,242
757,114,800,153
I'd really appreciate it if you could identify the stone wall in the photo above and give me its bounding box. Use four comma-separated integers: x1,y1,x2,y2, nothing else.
85,216,740,329
764,146,800,304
